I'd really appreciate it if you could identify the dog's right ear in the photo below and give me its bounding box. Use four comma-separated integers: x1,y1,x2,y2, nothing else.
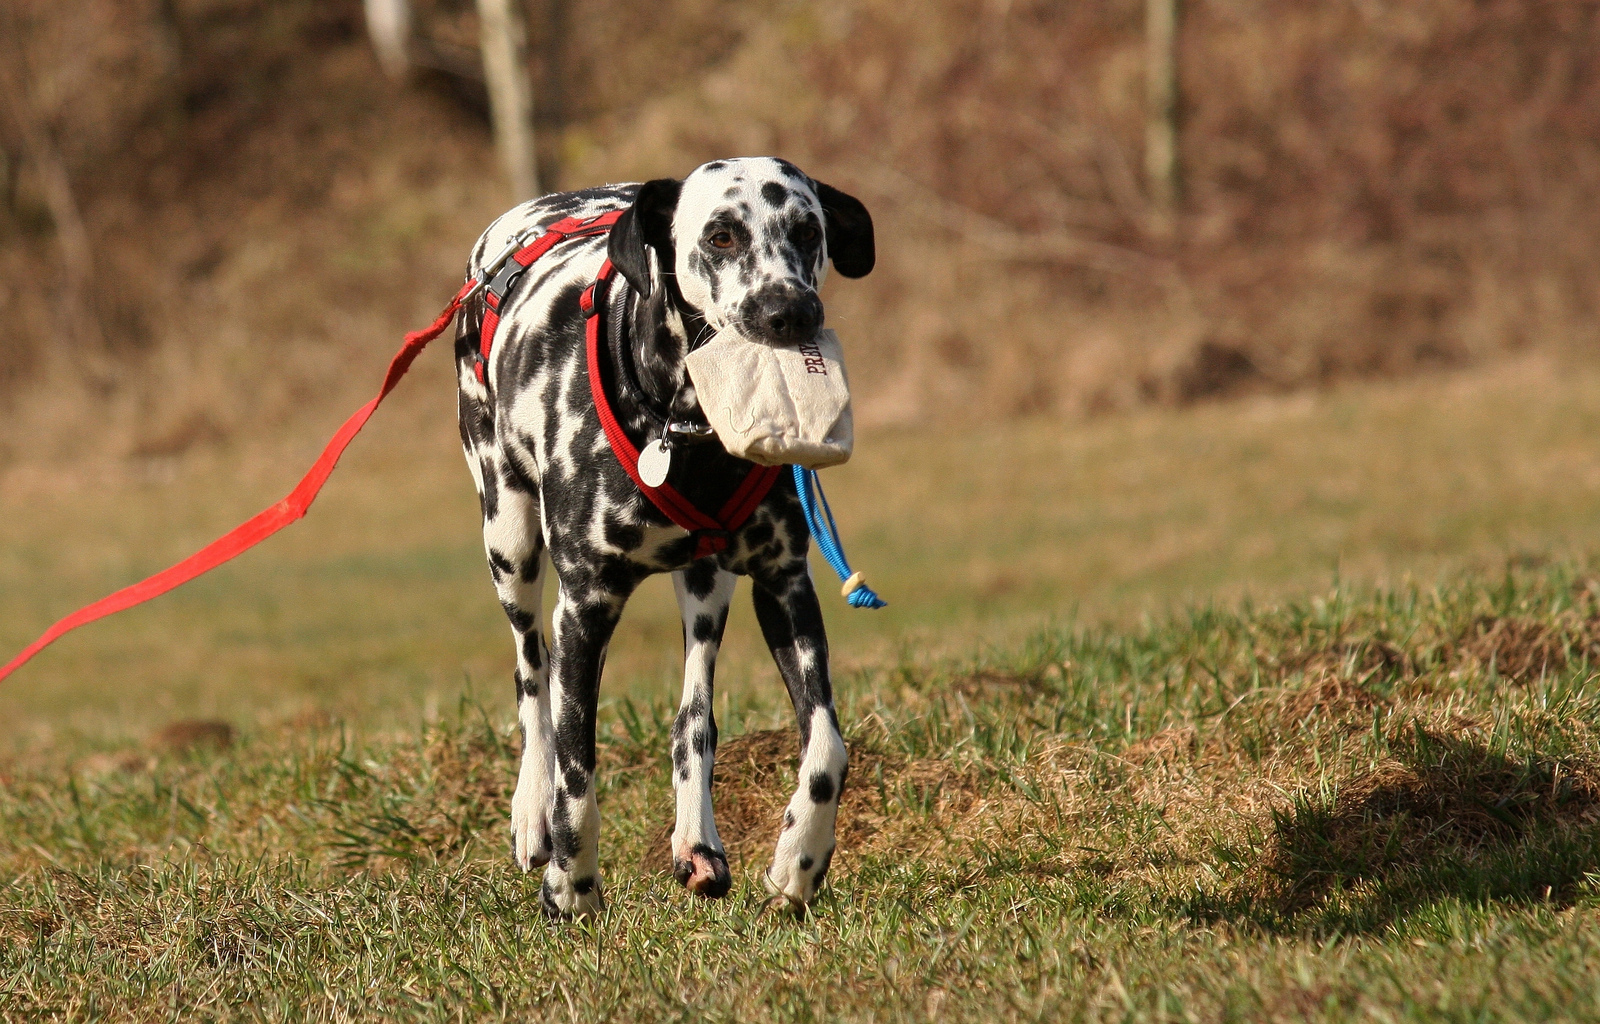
608,178,683,298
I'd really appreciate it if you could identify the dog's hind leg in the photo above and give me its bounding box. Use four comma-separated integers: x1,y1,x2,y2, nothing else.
472,456,555,874
668,562,737,897
752,566,847,914
541,581,629,918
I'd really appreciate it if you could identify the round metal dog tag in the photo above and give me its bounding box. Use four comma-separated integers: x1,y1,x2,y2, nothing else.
638,439,672,487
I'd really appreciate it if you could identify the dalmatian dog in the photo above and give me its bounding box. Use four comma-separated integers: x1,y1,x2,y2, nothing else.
455,157,875,917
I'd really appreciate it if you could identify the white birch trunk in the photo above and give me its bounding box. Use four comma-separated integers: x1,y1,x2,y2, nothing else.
476,0,540,201
1145,0,1180,235
364,0,413,80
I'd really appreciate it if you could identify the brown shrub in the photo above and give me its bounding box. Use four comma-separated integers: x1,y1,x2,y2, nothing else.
4,0,1600,454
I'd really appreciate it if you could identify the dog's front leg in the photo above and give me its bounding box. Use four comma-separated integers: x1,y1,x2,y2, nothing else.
540,583,627,918
752,566,847,913
669,563,737,897
503,547,555,873
470,457,556,874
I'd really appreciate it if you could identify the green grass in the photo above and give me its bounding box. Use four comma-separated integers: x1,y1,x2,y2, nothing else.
9,358,1600,1017
9,355,1600,747
7,564,1600,1020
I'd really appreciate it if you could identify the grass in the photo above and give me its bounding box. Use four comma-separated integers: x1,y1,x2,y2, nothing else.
7,357,1600,1017
7,355,1600,746
7,565,1600,1019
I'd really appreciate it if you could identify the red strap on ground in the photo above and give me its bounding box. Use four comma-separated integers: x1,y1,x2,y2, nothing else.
0,280,474,685
1,207,773,683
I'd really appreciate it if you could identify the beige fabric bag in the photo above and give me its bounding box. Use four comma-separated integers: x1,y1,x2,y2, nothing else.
685,327,854,469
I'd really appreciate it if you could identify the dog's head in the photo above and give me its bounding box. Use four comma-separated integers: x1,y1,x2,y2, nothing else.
608,157,874,346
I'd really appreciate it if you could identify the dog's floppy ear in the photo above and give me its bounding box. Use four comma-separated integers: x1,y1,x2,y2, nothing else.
813,180,875,278
608,177,682,298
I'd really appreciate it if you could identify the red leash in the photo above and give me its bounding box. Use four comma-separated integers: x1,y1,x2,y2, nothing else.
0,281,473,685
0,208,779,684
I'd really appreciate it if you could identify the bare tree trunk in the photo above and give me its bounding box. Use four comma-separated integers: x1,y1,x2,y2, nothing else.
1145,0,1180,236
476,0,539,202
364,0,413,80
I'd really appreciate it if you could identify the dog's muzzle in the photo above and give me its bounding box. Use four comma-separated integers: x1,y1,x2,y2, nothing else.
738,285,824,346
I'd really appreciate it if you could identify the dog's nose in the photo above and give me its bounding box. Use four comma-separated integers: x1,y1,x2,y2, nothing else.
742,287,823,343
766,298,819,338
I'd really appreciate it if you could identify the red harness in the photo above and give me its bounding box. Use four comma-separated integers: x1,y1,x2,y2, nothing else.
474,210,625,384
580,258,780,559
0,208,779,683
482,210,778,558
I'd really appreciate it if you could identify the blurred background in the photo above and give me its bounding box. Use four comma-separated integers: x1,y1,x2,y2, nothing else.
3,0,1600,744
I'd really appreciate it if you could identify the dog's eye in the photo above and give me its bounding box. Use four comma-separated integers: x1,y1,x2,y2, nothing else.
796,225,820,243
709,231,735,249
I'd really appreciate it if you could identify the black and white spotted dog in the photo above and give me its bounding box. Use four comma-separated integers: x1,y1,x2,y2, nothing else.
455,157,875,917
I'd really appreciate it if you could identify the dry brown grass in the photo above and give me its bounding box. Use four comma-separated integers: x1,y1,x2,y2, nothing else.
639,727,990,876
1251,731,1600,918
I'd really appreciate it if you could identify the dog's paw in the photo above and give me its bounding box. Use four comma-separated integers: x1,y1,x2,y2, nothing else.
540,869,604,919
764,845,834,912
672,842,732,898
509,778,552,872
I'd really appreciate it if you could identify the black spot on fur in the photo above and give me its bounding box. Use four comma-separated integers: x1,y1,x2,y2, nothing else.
501,600,537,633
783,809,796,830
692,614,718,643
813,847,834,891
500,458,536,493
573,877,595,895
760,181,786,206
501,601,535,634
550,797,581,862
681,560,720,600
704,160,727,172
489,549,516,578
478,459,500,520
743,521,774,547
521,631,544,670
603,516,644,551
809,772,835,804
799,854,814,871
540,880,564,918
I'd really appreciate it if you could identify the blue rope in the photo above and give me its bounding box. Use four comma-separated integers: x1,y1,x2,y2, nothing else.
791,465,886,609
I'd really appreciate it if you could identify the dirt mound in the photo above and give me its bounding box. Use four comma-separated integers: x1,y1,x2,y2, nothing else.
640,727,986,876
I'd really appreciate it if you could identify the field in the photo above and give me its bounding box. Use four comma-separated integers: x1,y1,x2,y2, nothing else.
5,356,1600,1019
